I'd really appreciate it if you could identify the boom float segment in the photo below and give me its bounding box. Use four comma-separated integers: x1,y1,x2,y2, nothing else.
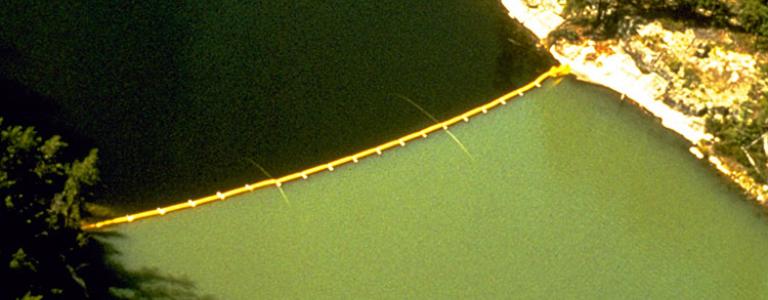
82,65,570,230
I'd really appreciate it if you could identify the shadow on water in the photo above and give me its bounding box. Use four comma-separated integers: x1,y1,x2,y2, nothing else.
90,232,215,299
493,2,557,90
0,1,555,213
0,1,194,212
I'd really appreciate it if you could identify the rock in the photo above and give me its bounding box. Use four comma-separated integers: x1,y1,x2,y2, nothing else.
526,0,540,8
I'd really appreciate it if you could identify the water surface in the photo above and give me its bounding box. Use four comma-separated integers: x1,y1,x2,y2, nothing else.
110,77,768,298
0,1,550,211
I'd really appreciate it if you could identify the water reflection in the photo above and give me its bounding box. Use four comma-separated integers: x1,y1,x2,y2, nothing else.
0,1,552,212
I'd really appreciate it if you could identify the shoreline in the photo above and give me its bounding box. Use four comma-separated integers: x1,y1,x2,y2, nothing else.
501,0,708,144
501,0,768,204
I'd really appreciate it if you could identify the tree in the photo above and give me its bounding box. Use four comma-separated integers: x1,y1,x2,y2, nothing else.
0,118,210,299
563,0,768,39
740,0,768,36
563,0,623,35
705,98,768,181
0,118,95,298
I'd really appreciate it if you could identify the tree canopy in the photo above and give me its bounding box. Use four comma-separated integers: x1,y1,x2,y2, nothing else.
0,118,209,299
564,0,768,38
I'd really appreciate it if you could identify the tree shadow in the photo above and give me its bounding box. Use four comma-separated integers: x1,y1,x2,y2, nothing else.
86,231,216,300
494,2,557,91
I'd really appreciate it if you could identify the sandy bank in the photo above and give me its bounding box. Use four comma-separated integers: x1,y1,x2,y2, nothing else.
502,0,708,144
501,0,768,203
550,42,711,144
500,0,564,40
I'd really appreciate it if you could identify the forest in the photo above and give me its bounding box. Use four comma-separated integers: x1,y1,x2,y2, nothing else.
565,0,768,39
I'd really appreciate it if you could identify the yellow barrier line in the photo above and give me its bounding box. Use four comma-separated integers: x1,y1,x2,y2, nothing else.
82,65,570,230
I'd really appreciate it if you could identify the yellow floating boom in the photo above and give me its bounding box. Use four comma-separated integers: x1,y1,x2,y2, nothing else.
82,65,570,230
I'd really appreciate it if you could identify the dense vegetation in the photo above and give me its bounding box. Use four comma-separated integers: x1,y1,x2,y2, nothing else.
0,118,208,299
705,97,768,181
565,0,768,39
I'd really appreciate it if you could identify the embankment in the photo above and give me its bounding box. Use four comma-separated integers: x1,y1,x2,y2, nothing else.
501,0,768,203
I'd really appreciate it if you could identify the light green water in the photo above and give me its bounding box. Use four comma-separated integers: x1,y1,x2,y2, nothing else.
109,78,768,298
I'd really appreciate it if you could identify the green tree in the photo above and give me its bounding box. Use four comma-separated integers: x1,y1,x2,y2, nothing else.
565,0,768,36
563,0,624,35
705,98,768,181
740,0,768,36
0,118,210,299
0,118,95,298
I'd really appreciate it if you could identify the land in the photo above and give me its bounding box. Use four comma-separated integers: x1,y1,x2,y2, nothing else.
501,0,768,205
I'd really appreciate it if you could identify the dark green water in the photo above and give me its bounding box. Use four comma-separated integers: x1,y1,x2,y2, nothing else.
112,78,768,298
0,1,550,211
5,1,768,297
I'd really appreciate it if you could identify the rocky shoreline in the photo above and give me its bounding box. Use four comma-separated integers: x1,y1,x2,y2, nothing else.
501,0,768,204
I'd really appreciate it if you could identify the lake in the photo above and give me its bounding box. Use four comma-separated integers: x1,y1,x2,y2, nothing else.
2,1,767,298
110,77,768,298
0,0,549,211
